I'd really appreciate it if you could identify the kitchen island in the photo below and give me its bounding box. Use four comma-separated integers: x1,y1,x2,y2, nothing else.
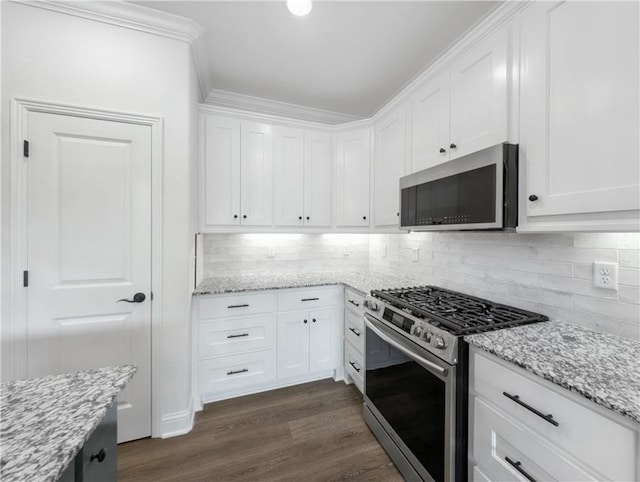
0,365,136,482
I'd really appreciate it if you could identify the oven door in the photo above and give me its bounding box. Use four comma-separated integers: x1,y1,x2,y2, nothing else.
364,314,456,482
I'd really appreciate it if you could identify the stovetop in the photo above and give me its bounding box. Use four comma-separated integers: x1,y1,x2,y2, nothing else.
371,286,548,336
364,286,548,365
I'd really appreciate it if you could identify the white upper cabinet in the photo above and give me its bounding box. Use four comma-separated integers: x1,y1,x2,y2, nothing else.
374,107,408,227
410,23,509,173
335,128,371,227
303,130,332,227
274,127,305,226
240,122,274,226
411,71,450,173
201,114,273,228
519,1,640,231
202,115,241,226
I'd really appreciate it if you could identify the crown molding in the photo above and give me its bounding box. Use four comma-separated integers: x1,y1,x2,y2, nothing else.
15,1,204,43
203,89,365,126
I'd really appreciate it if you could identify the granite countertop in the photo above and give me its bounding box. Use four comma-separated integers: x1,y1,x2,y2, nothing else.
194,270,418,296
465,321,640,424
0,365,137,482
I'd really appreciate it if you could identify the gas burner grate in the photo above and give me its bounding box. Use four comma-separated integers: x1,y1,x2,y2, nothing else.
371,286,548,335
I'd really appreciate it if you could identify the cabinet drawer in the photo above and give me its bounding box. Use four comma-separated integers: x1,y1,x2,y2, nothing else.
277,287,341,312
198,292,276,319
345,341,364,393
199,315,276,358
199,350,276,395
472,350,636,482
344,308,364,352
473,397,598,482
344,288,365,311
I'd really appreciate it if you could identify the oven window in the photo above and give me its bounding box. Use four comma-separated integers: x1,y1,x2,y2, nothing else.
365,328,446,482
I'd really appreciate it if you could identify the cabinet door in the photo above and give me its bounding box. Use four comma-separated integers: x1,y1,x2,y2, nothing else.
411,71,450,172
449,23,508,160
335,128,370,227
241,121,273,225
202,115,241,226
520,1,640,220
303,130,331,227
374,107,407,226
276,311,309,379
274,127,304,226
309,308,340,373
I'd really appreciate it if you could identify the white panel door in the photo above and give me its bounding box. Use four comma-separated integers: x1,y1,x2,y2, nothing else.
274,127,304,226
241,121,273,226
202,115,241,227
449,23,508,160
308,308,340,373
26,111,151,443
276,311,309,379
335,129,370,227
374,108,407,226
521,0,640,218
411,71,450,172
303,130,331,227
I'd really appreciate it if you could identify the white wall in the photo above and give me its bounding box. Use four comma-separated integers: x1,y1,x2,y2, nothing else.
0,2,197,434
370,233,640,340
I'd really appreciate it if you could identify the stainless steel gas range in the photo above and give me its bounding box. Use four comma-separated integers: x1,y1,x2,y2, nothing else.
362,286,548,482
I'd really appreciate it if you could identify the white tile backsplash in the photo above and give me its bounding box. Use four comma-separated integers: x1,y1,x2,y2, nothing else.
202,232,640,340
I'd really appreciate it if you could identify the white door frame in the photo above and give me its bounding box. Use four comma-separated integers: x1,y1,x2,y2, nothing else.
8,98,164,437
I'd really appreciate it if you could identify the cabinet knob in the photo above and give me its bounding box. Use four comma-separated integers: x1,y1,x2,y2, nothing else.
233,214,238,219
303,319,308,324
439,148,446,153
528,194,539,202
397,212,400,216
306,216,310,220
312,318,316,323
298,216,302,220
243,214,247,219
363,216,367,220
449,143,457,149
90,448,107,463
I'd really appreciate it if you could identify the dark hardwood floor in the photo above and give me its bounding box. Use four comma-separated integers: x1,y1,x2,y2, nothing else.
118,379,403,481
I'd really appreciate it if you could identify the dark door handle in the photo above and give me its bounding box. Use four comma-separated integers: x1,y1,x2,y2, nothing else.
528,194,539,202
505,457,537,482
117,292,145,303
90,448,107,463
450,143,457,149
349,361,361,373
439,148,446,153
503,392,558,426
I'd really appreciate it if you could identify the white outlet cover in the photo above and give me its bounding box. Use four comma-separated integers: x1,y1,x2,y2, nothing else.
593,261,618,291
381,245,387,258
412,248,419,262
343,245,349,257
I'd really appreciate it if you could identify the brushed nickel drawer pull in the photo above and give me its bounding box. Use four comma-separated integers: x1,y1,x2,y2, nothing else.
505,457,536,482
301,297,319,302
503,392,559,426
227,304,249,309
349,327,361,337
227,333,249,339
349,361,361,373
227,368,249,376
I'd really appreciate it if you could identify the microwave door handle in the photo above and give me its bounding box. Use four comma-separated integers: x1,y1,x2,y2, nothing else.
364,314,448,377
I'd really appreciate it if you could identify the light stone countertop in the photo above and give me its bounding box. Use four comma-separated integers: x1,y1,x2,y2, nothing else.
0,365,136,482
194,270,418,296
465,321,640,424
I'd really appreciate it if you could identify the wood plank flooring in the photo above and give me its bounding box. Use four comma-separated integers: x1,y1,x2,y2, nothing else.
118,379,403,481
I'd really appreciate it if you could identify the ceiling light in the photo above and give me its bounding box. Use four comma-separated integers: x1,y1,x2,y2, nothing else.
287,0,312,17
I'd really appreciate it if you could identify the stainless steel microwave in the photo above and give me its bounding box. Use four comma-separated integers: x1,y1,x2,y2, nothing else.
399,143,518,231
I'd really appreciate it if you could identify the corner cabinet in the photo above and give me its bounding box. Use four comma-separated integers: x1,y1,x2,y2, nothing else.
335,128,371,227
469,347,639,482
518,1,640,232
201,113,273,228
410,23,510,173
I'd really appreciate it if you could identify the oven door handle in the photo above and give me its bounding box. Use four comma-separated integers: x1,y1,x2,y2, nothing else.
364,314,448,377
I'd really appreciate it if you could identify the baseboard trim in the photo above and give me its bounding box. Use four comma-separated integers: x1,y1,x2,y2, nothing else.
160,399,195,439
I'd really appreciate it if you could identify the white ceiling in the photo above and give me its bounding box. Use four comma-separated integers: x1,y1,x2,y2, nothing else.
135,1,498,118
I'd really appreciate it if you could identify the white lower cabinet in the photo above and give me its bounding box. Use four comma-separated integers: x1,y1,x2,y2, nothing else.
469,347,639,482
195,286,342,404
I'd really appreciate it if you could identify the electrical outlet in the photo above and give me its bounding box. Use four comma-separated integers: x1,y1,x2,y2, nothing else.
412,248,419,263
267,246,276,258
381,245,387,258
593,261,618,291
343,245,349,257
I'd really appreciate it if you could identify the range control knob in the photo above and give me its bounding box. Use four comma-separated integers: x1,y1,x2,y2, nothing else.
413,326,423,337
423,331,433,343
434,336,446,349
364,300,379,311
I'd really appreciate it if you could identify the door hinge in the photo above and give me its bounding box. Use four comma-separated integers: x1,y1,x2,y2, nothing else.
23,270,29,287
23,140,29,158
